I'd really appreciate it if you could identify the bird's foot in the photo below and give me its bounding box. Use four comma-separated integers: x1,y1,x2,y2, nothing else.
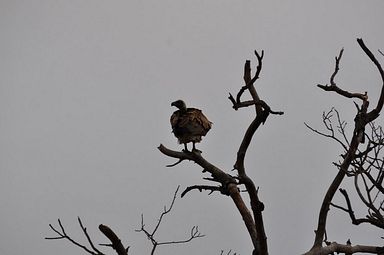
192,148,202,153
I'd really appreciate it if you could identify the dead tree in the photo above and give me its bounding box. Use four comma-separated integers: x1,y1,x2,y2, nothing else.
160,38,384,255
47,38,384,255
159,49,284,255
303,38,384,255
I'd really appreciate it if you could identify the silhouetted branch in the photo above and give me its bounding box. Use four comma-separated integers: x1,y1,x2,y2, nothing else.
357,38,384,120
158,143,259,252
166,158,185,167
98,225,129,255
158,144,237,187
331,188,376,226
181,185,228,197
135,186,204,255
231,50,264,114
304,108,349,153
317,48,368,101
229,50,283,117
46,218,105,255
354,173,384,229
308,38,384,254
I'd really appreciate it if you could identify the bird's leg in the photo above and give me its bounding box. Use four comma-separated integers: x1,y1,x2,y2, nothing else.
192,142,201,153
183,143,189,152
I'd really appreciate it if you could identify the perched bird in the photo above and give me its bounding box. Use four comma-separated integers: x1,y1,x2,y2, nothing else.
170,100,212,151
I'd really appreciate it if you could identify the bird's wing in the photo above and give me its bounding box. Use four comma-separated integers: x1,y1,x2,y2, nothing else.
187,108,212,134
170,111,180,129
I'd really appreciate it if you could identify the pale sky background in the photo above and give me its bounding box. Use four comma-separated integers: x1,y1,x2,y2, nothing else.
1,1,384,255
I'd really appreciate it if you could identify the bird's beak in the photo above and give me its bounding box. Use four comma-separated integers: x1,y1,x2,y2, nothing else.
171,102,175,107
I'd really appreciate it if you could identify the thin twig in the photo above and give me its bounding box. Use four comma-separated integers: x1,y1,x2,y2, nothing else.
135,186,204,254
45,218,104,255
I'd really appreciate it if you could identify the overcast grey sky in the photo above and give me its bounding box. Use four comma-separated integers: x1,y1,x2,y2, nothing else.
1,1,384,255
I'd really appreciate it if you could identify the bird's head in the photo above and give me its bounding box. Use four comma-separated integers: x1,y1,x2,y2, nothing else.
171,100,187,111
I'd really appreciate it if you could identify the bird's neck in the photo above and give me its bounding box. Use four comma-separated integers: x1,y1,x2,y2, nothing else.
179,107,187,113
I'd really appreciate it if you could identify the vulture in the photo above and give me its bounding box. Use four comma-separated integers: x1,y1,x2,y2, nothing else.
170,100,212,151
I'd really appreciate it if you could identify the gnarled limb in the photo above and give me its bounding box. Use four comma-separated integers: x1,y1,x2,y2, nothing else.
158,144,259,251
317,48,368,101
46,217,129,255
304,108,349,153
357,38,384,121
158,144,237,186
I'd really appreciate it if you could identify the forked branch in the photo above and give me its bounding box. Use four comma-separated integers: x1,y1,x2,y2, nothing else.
46,217,106,255
135,186,204,255
317,48,368,101
160,50,284,255
158,144,259,252
306,38,384,255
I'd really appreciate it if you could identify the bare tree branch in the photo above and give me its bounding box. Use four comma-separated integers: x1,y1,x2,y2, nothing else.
331,188,378,226
158,144,259,252
46,218,105,255
308,38,384,253
304,108,349,153
181,184,228,197
135,186,204,255
77,217,106,255
357,38,384,120
158,145,237,187
317,48,368,101
98,224,129,255
329,117,384,232
232,50,285,255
